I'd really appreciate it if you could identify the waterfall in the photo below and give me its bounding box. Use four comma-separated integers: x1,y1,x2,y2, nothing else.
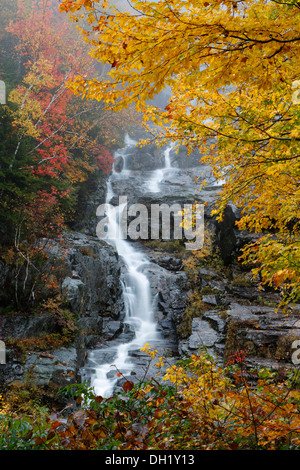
147,142,174,193
164,144,173,169
89,135,159,398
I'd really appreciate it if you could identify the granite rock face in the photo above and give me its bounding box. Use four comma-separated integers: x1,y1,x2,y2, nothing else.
2,133,299,392
0,232,124,387
123,142,165,171
177,269,300,373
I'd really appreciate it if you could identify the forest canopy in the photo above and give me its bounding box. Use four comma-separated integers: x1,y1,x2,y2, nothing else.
59,0,300,306
0,0,135,309
1,1,300,452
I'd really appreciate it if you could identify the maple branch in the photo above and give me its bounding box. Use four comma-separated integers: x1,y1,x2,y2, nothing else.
30,105,104,153
33,73,71,129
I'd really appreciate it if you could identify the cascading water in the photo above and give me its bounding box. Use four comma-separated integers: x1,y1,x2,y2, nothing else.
147,142,175,193
164,144,173,169
88,135,160,398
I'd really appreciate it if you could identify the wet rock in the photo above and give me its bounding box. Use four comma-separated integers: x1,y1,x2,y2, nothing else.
149,254,183,271
71,174,108,235
62,278,85,314
179,318,220,359
224,303,300,370
101,319,124,340
199,268,220,278
202,310,226,333
124,143,165,171
114,156,124,173
23,348,78,387
1,314,57,340
202,294,221,306
227,285,262,302
158,319,176,338
214,205,237,265
0,232,125,387
176,300,300,374
61,233,124,320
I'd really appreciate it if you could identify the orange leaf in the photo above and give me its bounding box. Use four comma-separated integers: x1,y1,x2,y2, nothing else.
35,436,45,445
123,380,134,392
94,396,103,403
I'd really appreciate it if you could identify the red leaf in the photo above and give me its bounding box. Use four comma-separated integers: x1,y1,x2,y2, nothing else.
229,442,239,450
47,430,56,441
94,396,103,403
25,430,33,441
122,380,134,392
51,421,62,430
35,436,45,445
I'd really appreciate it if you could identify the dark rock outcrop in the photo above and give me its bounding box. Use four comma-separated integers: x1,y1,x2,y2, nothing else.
123,143,165,171
214,205,237,265
2,132,299,394
0,233,124,387
178,277,300,374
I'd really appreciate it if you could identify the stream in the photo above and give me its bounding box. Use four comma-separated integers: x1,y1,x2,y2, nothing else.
85,135,176,397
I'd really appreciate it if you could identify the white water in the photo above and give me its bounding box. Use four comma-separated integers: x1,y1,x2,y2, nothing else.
164,144,173,169
90,135,159,397
147,143,174,193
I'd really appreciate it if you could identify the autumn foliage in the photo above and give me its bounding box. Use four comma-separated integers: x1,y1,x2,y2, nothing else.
0,0,137,310
58,0,300,307
1,348,299,450
4,0,114,232
1,0,300,452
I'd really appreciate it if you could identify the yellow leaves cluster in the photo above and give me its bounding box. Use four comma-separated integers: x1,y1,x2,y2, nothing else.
59,0,94,13
141,343,158,360
0,395,9,416
59,0,300,304
141,344,300,450
8,59,56,139
241,236,300,307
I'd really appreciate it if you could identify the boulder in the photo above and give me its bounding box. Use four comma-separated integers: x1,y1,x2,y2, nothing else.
214,205,237,265
24,347,78,386
123,143,165,171
179,318,221,359
114,156,124,173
